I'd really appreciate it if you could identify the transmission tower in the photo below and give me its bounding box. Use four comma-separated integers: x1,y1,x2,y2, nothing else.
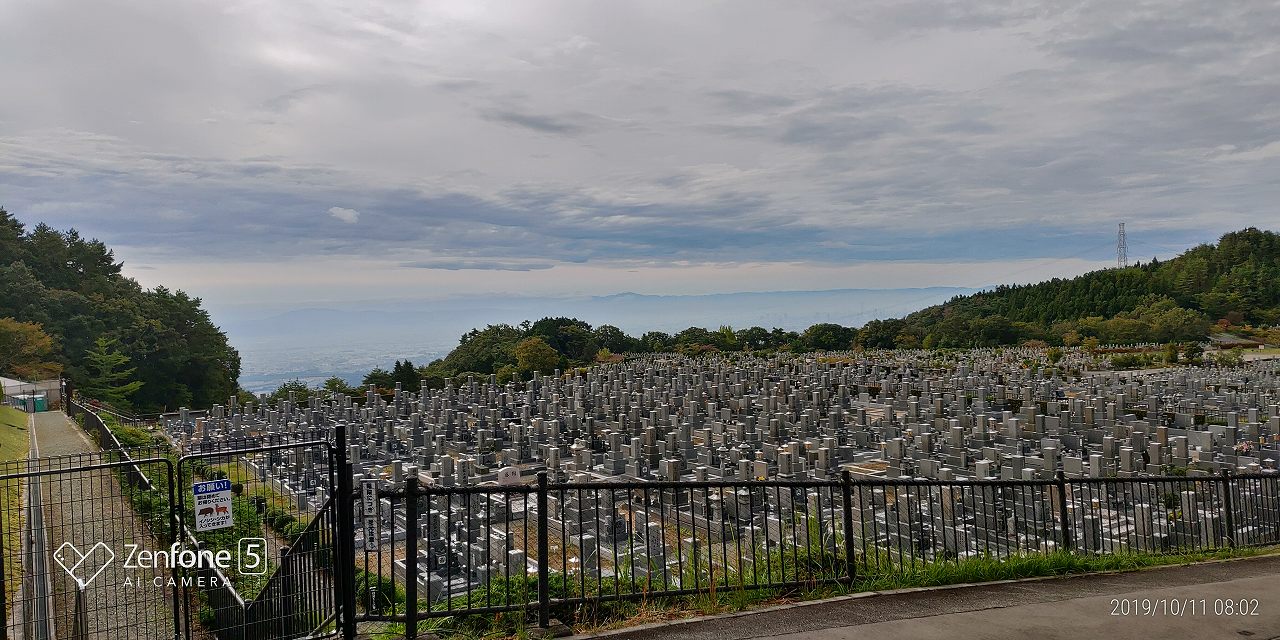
1116,222,1128,268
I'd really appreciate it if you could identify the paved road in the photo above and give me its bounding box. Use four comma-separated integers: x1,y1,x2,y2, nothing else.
33,410,177,639
579,555,1280,640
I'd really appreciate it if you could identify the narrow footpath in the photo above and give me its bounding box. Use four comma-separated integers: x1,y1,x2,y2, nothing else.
33,410,177,639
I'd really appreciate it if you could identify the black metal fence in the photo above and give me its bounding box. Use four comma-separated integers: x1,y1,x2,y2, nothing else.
1,401,343,640
176,440,338,640
8,404,1280,640
0,451,180,640
353,469,1280,635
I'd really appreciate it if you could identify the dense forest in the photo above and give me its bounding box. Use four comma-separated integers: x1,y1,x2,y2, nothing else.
280,227,1279,400
892,227,1280,349
0,208,240,412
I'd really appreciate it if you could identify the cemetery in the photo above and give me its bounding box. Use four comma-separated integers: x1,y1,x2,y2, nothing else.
163,348,1280,610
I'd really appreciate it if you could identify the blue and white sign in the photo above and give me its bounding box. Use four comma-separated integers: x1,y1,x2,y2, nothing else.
193,479,234,531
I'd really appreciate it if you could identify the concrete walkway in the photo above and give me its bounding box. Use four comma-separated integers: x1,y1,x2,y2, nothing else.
578,555,1280,640
32,410,178,639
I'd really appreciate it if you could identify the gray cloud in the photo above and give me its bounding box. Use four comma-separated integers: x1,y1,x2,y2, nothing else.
399,260,555,272
1,0,1278,281
480,109,591,135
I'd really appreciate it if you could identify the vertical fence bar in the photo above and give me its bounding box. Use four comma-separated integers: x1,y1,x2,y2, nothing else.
840,472,855,584
1056,472,1071,551
404,472,419,639
167,460,181,640
335,422,358,640
536,472,551,629
1221,469,1235,548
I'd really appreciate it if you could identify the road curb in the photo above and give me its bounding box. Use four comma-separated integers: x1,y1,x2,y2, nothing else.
566,551,1280,639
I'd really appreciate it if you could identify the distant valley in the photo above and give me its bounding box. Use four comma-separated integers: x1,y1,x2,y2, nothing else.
223,286,976,393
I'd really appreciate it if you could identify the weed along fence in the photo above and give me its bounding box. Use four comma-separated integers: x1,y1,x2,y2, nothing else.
355,469,1280,636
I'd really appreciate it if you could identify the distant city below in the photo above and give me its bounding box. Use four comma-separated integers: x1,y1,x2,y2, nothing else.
226,286,976,393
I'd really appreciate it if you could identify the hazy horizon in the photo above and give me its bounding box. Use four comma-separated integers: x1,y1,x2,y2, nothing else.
226,285,982,392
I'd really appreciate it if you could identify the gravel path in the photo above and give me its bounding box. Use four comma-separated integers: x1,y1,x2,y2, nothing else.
33,411,179,639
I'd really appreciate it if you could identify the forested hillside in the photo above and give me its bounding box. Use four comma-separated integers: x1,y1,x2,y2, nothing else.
887,227,1280,349
0,208,240,412
306,228,1277,397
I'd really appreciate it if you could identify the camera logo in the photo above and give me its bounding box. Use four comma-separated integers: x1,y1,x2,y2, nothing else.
55,537,269,588
238,538,267,575
53,541,115,588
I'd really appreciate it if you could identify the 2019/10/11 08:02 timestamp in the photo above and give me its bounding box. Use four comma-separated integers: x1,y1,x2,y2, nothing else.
1110,598,1261,617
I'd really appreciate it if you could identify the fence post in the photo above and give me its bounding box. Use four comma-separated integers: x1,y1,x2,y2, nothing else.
840,470,856,584
335,422,358,640
278,546,295,638
72,584,89,640
537,471,551,629
1221,468,1236,547
404,470,419,639
1056,471,1072,551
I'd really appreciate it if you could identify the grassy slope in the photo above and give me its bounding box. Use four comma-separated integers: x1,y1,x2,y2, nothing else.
0,406,31,614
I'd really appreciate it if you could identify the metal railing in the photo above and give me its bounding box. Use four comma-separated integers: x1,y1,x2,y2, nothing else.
352,468,1280,636
12,407,1279,639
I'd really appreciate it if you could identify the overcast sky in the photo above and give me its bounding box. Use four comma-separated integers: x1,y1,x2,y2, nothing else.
2,0,1278,313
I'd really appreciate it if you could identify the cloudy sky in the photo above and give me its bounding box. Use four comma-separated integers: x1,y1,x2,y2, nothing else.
2,0,1278,314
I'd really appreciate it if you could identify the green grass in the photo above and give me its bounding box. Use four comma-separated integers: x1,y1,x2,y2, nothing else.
0,406,31,614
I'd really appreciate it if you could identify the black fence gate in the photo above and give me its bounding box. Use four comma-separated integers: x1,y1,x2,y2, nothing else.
176,439,339,640
1,449,181,639
0,402,351,640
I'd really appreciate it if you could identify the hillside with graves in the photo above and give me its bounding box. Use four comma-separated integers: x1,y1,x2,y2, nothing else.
171,346,1280,619
310,228,1277,398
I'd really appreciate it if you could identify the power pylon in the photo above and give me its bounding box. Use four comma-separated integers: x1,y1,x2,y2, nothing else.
1117,222,1128,268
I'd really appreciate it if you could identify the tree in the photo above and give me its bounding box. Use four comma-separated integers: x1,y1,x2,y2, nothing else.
735,326,771,351
593,325,640,353
391,360,421,389
322,376,358,398
440,324,523,374
800,323,856,351
640,331,673,352
674,327,716,349
0,209,240,411
1184,343,1205,364
1214,348,1245,368
78,336,144,410
1046,347,1063,365
268,379,312,404
515,337,560,375
0,317,61,379
855,319,904,349
527,317,596,360
0,208,25,263
362,368,395,390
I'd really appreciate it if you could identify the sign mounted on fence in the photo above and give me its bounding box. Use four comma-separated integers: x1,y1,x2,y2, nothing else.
193,479,234,531
361,478,378,516
361,478,379,547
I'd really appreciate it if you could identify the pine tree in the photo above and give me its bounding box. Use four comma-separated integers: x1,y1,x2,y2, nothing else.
79,336,144,410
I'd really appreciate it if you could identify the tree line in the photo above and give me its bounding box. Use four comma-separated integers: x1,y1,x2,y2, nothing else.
273,228,1279,400
5,205,1260,410
0,208,240,413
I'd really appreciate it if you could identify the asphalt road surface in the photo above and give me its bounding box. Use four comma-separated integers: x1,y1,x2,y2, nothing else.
576,555,1280,640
